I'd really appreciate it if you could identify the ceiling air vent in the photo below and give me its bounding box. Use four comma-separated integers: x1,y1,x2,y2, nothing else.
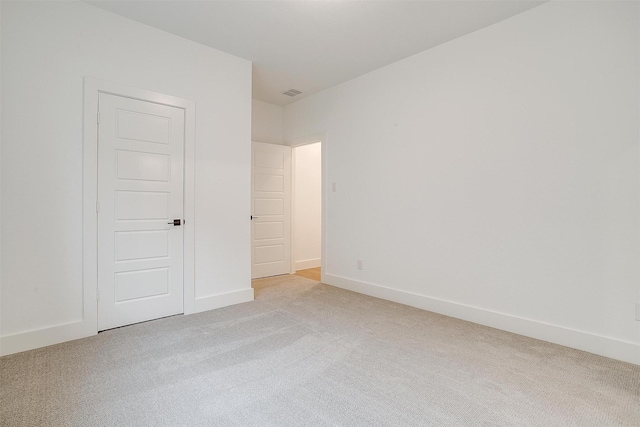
282,89,302,97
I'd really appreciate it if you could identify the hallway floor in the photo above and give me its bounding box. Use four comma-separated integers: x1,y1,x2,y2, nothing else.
294,267,321,282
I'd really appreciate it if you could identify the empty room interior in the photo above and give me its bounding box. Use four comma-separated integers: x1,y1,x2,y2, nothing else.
1,0,639,425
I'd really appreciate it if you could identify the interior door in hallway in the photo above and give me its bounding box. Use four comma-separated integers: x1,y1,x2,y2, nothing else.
251,142,291,279
97,93,185,331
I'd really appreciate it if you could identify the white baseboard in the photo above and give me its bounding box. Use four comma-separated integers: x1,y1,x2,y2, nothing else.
295,258,321,271
193,288,254,313
1,288,255,357
324,273,640,366
0,319,96,357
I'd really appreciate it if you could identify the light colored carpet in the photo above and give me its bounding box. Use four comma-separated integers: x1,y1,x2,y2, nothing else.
1,274,639,426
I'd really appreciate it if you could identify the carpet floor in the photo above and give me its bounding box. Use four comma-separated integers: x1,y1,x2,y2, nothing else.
1,274,639,426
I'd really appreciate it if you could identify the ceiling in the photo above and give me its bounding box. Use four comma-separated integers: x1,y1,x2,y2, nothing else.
86,1,546,106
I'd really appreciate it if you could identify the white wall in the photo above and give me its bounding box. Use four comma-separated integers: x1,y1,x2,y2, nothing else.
252,99,284,145
284,1,640,364
1,1,252,354
294,143,321,270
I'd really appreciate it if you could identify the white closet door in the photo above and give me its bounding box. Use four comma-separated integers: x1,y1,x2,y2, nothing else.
97,93,185,331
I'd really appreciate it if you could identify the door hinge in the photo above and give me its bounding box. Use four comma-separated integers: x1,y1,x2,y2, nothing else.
97,112,100,124
97,288,100,301
96,200,100,213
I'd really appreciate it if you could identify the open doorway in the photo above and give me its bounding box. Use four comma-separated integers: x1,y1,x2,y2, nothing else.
250,139,323,283
292,141,322,282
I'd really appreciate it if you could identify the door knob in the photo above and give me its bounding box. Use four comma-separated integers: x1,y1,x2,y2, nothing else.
251,215,259,220
168,219,182,226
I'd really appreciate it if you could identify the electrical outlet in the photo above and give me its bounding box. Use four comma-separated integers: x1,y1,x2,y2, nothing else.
636,303,640,321
357,259,363,270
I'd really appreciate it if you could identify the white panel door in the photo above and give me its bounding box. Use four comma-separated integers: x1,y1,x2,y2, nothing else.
251,142,291,279
98,93,185,331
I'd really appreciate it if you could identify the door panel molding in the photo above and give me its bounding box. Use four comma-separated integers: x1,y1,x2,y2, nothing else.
84,78,196,332
97,92,185,330
251,142,292,279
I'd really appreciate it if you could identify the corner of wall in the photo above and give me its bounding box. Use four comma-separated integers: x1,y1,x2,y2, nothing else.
251,99,284,145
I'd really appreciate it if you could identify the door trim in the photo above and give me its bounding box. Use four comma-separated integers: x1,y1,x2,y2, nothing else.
83,77,196,336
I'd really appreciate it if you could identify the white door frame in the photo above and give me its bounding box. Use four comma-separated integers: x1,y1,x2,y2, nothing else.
83,77,196,335
287,133,326,281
